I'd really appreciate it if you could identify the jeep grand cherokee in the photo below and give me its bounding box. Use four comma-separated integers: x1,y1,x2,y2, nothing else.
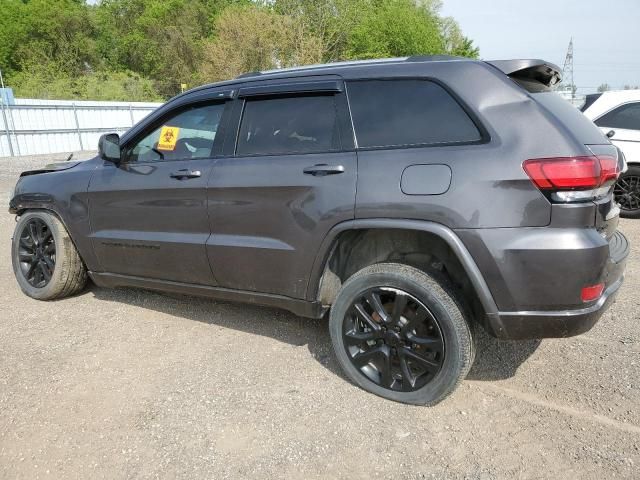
9,56,629,405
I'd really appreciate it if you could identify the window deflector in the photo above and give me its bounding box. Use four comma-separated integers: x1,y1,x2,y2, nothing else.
238,80,342,98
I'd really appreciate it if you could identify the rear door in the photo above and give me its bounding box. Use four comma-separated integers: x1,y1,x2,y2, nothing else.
88,97,230,285
206,78,357,299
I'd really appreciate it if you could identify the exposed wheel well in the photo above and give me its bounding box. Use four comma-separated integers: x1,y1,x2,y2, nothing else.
317,228,486,326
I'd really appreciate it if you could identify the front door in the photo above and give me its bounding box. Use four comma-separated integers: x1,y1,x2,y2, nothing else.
206,82,357,299
88,101,227,285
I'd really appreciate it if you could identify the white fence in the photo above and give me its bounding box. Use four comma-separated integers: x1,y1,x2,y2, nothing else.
0,98,161,157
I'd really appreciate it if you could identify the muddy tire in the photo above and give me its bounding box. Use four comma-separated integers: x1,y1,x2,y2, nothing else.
12,210,87,300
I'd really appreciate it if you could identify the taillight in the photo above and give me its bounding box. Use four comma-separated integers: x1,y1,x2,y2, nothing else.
581,283,604,303
523,156,600,189
523,153,620,202
598,155,619,185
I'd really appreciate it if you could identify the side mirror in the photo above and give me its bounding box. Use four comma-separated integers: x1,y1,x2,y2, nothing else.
98,133,121,163
606,130,616,139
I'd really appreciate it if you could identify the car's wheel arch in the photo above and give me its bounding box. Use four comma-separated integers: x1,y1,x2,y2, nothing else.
307,219,499,321
11,208,88,300
14,204,68,233
12,206,87,266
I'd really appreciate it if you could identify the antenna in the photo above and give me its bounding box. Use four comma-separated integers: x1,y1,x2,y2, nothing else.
562,38,574,101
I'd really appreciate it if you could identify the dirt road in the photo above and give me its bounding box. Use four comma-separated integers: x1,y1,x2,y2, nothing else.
0,157,638,479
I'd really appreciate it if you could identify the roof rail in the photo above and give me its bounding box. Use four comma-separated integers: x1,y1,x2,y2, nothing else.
236,71,261,79
406,55,462,62
234,57,409,79
233,55,468,80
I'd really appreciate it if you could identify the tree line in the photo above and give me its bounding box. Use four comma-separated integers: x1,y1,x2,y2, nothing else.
0,0,479,101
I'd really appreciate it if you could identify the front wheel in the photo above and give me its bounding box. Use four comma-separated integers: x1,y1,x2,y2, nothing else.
12,210,87,300
329,263,474,405
614,164,640,219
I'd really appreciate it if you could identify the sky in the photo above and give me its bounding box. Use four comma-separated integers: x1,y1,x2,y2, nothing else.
440,0,640,93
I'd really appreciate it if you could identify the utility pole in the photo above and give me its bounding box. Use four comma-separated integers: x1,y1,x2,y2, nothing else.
562,38,575,102
0,68,20,156
0,68,14,157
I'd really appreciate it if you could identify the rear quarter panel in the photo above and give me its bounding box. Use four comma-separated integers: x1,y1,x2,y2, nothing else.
346,62,598,228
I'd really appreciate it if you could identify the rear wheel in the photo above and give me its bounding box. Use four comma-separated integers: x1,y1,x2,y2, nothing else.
614,165,640,218
329,263,474,405
12,211,87,300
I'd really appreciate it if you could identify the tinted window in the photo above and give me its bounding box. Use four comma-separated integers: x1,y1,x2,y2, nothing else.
127,103,225,162
237,95,339,156
595,102,640,130
347,80,481,148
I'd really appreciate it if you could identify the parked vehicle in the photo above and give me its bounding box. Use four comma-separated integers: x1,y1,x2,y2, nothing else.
9,56,629,405
582,90,640,217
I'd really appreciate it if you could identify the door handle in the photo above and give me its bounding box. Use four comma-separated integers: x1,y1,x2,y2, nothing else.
170,169,201,179
303,164,345,176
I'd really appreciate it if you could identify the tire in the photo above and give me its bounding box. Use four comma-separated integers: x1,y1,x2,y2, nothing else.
329,263,474,405
12,210,87,300
614,164,640,219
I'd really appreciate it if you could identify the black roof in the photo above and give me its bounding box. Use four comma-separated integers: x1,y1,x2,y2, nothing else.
184,55,473,97
176,56,562,101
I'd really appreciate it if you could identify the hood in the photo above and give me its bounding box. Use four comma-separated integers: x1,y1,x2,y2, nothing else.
19,161,83,178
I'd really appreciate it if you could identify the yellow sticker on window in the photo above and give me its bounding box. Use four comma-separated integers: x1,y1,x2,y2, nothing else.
158,126,180,151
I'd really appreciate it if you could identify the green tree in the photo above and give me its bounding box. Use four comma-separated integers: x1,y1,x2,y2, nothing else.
440,16,479,58
597,83,610,92
274,0,478,62
273,0,368,62
19,0,97,74
1,0,97,77
9,66,162,101
0,0,480,99
201,4,324,81
345,0,445,59
95,0,226,96
0,0,28,77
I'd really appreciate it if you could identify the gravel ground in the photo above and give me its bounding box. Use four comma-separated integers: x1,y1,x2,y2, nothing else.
0,157,638,479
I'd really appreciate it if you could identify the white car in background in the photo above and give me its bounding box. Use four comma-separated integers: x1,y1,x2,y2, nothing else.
582,90,640,217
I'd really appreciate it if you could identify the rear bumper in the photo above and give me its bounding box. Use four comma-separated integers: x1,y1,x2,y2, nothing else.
486,275,624,339
458,227,629,340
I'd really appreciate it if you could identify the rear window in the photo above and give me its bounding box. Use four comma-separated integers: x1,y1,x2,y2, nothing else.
347,80,481,149
533,92,609,145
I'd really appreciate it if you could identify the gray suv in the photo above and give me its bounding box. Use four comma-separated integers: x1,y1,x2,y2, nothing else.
9,56,629,405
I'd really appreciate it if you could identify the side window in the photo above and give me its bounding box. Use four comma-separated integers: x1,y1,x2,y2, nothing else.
127,102,225,162
347,79,482,148
236,94,340,156
595,102,640,131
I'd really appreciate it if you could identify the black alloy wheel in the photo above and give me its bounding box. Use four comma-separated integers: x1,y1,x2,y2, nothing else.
343,287,445,392
17,217,56,288
614,172,640,217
